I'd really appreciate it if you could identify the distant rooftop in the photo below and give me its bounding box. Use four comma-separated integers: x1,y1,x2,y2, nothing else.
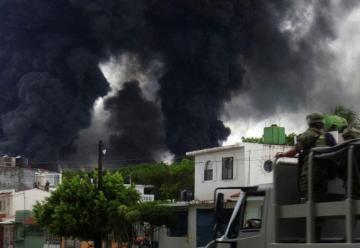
185,143,242,156
186,142,293,156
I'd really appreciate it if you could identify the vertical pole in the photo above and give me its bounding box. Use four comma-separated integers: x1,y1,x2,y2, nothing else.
98,140,103,191
346,146,354,243
248,150,251,186
96,140,104,248
306,151,315,243
273,159,279,243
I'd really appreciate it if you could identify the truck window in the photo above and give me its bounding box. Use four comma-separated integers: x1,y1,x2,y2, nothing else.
227,193,265,239
242,195,265,230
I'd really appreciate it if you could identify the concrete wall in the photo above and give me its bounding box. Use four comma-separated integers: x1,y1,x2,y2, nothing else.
242,143,293,186
157,205,214,248
157,206,196,248
11,189,50,217
0,167,35,191
157,227,188,248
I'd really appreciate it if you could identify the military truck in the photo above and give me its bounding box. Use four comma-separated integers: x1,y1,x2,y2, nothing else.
207,139,360,247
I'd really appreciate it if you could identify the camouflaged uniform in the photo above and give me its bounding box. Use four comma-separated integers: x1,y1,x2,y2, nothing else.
343,127,360,140
297,128,329,201
342,127,360,198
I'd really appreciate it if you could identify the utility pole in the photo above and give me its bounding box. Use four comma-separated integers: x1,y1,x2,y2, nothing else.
98,140,103,190
96,140,104,248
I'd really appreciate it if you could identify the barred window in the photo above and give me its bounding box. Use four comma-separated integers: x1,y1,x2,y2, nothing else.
204,161,213,181
222,157,234,180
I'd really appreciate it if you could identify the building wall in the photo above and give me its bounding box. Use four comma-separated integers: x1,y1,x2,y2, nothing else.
157,227,188,248
157,206,195,248
11,189,50,217
194,147,245,202
194,143,293,201
0,167,35,192
157,205,215,248
242,143,293,186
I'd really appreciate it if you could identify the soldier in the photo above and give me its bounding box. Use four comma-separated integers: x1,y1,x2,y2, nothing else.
276,113,330,202
342,126,360,140
324,115,348,143
341,125,360,199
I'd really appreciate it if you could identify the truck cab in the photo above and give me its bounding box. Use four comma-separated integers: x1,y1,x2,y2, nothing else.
208,139,360,248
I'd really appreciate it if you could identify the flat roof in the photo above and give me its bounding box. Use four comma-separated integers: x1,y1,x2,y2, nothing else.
186,142,293,156
186,143,243,156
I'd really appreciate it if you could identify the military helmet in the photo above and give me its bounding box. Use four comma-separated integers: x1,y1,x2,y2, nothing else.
324,115,348,131
306,112,325,125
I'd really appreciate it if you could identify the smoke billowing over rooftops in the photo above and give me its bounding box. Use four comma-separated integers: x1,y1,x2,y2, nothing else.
0,0,359,168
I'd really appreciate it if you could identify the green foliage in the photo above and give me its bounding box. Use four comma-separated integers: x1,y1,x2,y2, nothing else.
34,171,173,243
330,105,360,128
129,201,175,228
242,133,296,146
285,133,296,146
117,159,194,200
241,136,263,144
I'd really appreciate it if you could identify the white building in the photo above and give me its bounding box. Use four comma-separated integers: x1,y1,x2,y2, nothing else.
34,170,62,191
155,141,295,248
124,184,155,202
0,188,51,248
188,142,294,202
0,188,50,222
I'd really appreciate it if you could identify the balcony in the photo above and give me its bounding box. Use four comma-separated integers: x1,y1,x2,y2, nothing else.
140,194,155,202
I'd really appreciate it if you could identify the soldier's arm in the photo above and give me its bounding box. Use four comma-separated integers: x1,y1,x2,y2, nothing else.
276,132,304,158
275,147,300,158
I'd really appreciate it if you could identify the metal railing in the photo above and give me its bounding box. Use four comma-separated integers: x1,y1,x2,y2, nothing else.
273,138,360,243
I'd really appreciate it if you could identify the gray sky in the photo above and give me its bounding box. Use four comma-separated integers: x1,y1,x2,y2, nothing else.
224,1,360,142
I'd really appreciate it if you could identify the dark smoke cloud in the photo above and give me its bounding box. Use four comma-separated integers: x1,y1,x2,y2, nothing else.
146,0,246,156
0,1,109,167
104,81,165,163
226,1,360,120
0,0,356,167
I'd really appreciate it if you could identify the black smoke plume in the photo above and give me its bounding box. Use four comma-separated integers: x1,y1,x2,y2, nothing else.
0,0,355,167
104,81,166,162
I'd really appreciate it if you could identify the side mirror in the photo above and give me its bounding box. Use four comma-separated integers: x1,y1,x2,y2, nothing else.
214,192,224,222
213,193,224,239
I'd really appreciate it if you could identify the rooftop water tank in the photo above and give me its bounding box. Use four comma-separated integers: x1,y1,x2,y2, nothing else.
263,125,286,145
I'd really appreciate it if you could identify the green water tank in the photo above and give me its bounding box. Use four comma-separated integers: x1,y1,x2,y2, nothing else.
263,125,286,145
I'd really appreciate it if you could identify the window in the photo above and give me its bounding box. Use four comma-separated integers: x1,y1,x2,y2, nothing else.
167,210,188,237
242,195,265,230
227,193,265,239
0,199,6,211
222,157,234,180
204,161,213,181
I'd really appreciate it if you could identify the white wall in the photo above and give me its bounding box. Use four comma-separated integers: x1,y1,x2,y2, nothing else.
0,191,14,217
11,189,50,217
194,143,293,201
242,143,293,186
194,146,244,201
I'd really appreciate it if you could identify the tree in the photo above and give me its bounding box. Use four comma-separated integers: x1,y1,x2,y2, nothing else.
34,171,173,248
285,133,296,146
118,159,194,200
331,105,360,128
